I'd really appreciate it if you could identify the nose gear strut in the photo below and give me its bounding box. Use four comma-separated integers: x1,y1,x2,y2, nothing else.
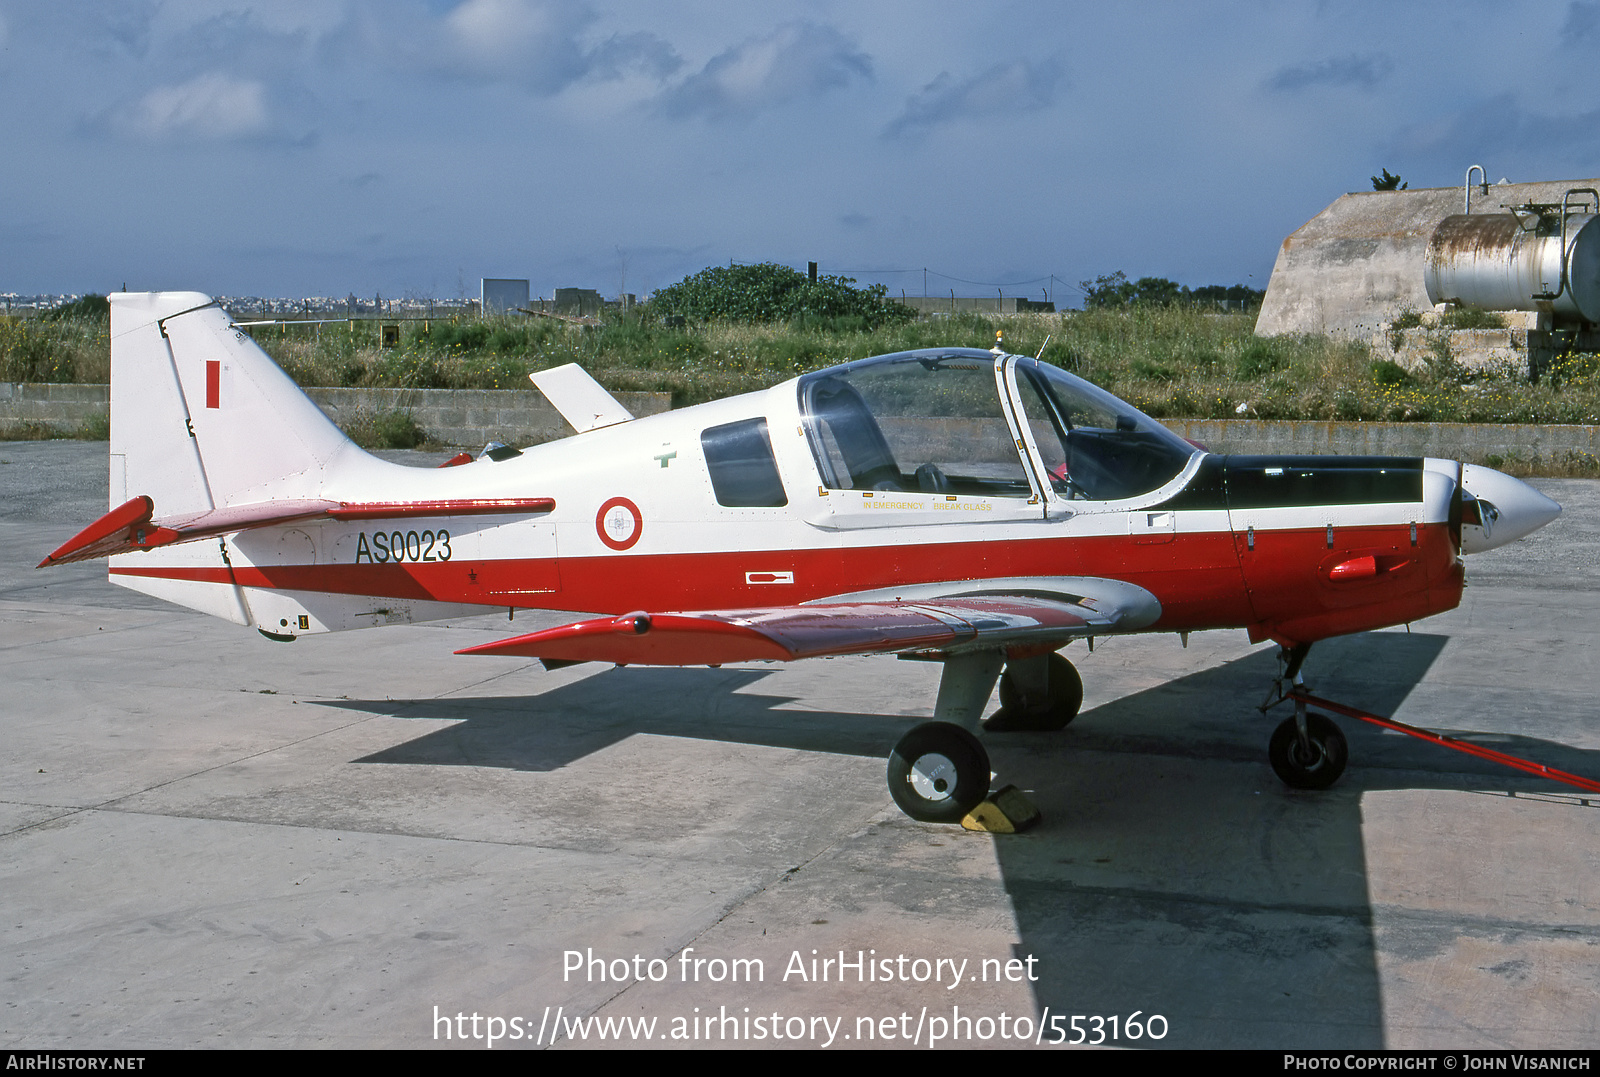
1258,643,1348,789
1258,642,1600,794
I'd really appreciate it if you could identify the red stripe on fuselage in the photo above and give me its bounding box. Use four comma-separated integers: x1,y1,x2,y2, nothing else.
110,522,1465,643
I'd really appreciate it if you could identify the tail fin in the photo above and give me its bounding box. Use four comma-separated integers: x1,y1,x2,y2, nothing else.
94,295,520,639
104,292,364,628
109,292,360,513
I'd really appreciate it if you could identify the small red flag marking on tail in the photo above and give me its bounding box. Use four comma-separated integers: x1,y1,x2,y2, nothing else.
205,360,220,409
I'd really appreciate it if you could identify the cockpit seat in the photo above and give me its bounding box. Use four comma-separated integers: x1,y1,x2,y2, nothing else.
915,463,952,494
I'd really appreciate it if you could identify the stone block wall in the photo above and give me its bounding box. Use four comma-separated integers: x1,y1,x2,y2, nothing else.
4,383,1596,469
301,387,670,448
1164,418,1600,463
0,383,670,448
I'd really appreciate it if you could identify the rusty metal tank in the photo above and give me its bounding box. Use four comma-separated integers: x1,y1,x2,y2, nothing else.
1424,196,1600,324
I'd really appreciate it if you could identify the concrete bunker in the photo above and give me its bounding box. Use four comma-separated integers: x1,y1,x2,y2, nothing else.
1257,170,1600,377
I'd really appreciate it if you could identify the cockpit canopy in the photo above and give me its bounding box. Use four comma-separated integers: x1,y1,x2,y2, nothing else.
797,349,1197,503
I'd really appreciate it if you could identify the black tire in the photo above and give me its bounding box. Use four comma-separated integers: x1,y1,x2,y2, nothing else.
990,653,1083,731
1268,712,1348,790
887,722,991,823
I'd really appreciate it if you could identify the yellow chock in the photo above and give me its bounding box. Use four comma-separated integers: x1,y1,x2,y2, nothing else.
961,785,1041,833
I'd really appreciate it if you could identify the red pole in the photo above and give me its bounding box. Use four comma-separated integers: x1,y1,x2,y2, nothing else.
1291,690,1600,793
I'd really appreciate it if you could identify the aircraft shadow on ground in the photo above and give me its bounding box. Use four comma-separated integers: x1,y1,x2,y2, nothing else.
335,631,1597,791
985,631,1600,1048
327,632,1600,1049
334,665,919,771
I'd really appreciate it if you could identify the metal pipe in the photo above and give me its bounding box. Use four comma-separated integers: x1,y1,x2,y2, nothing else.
1464,165,1487,215
1554,188,1600,303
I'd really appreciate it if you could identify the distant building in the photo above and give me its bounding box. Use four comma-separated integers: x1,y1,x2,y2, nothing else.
481,278,530,315
554,288,604,317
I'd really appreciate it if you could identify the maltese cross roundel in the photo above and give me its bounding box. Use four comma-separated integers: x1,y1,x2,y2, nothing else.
595,496,643,551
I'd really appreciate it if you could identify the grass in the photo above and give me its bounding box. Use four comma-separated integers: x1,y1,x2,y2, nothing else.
338,409,432,450
1477,450,1600,478
1440,305,1506,330
0,315,110,384
0,414,110,441
9,303,1600,433
256,310,1030,407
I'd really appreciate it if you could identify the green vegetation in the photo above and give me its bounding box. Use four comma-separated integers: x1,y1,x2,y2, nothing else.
77,412,110,440
40,294,110,322
1372,169,1408,191
1439,305,1505,330
1387,308,1424,352
339,409,430,450
1370,359,1412,387
646,262,916,329
0,420,67,440
0,414,109,441
1475,449,1600,479
1079,271,1263,310
262,307,1043,407
0,311,110,383
10,299,1600,435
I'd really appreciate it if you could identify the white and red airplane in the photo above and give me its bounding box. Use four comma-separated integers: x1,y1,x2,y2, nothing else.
41,292,1563,822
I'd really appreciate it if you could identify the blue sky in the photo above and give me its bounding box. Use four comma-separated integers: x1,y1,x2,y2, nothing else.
2,1,1597,304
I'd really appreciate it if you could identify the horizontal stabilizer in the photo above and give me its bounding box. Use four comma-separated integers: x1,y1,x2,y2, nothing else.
529,364,634,433
456,596,1098,667
41,495,555,567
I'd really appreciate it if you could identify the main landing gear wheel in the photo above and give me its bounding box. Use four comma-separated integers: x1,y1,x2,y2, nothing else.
1268,712,1348,790
987,653,1083,732
887,722,991,823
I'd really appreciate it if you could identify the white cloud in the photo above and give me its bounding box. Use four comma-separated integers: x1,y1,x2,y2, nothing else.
444,0,588,80
111,73,269,141
657,21,872,120
411,0,680,93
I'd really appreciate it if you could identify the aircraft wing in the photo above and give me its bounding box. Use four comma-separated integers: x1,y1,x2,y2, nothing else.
39,494,556,567
455,590,1141,667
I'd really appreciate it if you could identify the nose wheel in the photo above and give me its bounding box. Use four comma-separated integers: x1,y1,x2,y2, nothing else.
887,722,991,823
1260,642,1349,790
1268,712,1348,789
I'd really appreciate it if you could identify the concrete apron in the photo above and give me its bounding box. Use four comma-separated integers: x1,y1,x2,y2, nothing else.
1,441,1597,1049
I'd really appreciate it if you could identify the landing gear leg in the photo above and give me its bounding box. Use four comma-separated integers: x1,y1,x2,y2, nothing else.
1260,642,1349,790
932,651,1004,732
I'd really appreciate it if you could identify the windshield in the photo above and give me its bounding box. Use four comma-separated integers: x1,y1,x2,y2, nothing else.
796,350,1198,504
1012,357,1197,501
798,352,1033,497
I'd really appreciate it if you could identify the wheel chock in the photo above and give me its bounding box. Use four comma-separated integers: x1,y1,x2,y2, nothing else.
961,785,1041,833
